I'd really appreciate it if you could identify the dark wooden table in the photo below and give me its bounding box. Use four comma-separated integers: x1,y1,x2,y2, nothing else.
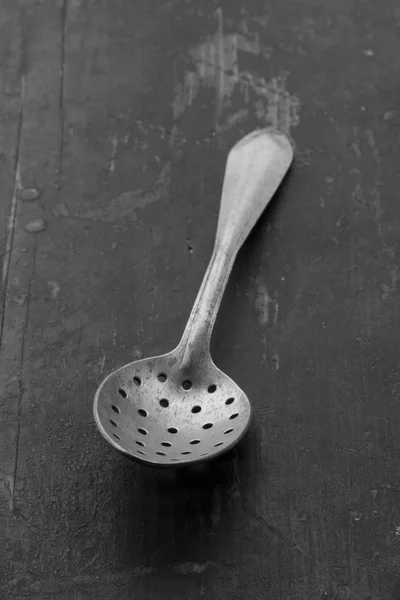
1,1,400,598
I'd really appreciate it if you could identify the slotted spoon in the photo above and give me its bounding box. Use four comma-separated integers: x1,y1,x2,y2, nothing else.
93,127,293,466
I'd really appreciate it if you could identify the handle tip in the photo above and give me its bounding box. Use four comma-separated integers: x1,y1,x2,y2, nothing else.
229,127,294,177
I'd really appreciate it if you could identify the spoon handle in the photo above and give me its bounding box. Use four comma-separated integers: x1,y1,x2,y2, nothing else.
176,128,293,370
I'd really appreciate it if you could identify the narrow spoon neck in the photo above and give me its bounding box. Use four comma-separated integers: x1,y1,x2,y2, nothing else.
176,242,236,371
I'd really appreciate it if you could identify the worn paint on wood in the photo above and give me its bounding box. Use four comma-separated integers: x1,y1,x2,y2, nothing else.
172,7,300,136
1,0,400,598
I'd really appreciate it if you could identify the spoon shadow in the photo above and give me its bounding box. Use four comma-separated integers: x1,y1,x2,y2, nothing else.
210,170,292,374
111,156,291,571
118,173,289,568
115,424,256,569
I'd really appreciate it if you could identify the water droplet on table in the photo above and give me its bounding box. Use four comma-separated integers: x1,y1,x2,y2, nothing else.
19,188,40,201
24,217,46,233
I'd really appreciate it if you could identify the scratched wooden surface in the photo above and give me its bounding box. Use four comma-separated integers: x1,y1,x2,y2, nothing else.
1,0,400,598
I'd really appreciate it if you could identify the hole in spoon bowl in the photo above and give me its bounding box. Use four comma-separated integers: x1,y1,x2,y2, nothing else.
133,377,141,387
159,399,169,408
158,373,167,382
208,384,217,393
182,380,192,390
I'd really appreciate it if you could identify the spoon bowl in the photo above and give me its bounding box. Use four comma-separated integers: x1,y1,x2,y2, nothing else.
94,350,251,466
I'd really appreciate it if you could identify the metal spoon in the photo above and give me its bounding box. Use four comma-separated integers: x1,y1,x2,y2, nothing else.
93,128,293,466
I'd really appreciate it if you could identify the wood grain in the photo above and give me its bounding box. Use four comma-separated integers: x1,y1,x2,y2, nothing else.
1,0,400,598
